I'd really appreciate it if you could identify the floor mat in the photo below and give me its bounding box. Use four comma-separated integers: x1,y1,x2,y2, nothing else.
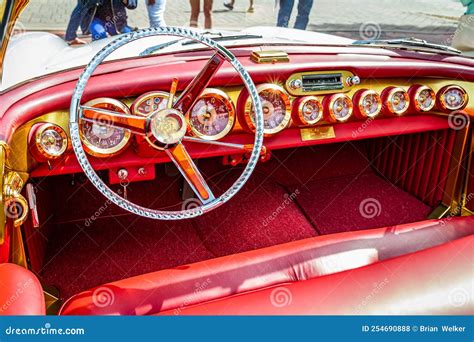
40,217,215,299
289,172,431,235
193,172,318,257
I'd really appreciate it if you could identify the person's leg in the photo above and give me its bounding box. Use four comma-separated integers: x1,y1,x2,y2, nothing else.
248,0,254,12
89,17,108,41
65,1,83,42
189,0,200,27
277,0,294,28
204,0,213,29
147,0,167,27
224,0,235,10
294,0,313,30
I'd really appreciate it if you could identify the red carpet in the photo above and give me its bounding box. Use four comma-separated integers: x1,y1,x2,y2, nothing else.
38,142,432,299
288,172,431,235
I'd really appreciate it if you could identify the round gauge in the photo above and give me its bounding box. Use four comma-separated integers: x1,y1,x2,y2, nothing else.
188,88,235,140
325,94,353,122
131,91,170,116
242,84,292,135
29,123,68,161
410,85,435,112
292,96,323,126
80,98,132,157
438,85,468,111
353,89,382,119
382,87,409,115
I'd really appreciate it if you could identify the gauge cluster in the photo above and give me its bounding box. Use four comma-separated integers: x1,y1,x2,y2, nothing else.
26,78,470,163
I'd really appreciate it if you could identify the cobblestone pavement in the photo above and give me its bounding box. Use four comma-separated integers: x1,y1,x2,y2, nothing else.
18,0,466,43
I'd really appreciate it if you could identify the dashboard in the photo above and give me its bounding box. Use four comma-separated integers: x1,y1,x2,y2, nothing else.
6,67,473,182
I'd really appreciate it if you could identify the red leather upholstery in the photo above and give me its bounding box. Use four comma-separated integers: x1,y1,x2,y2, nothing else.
60,217,474,315
0,263,46,315
160,234,474,315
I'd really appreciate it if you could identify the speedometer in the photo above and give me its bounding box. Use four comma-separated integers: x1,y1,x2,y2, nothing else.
188,88,235,140
80,98,132,157
241,84,291,135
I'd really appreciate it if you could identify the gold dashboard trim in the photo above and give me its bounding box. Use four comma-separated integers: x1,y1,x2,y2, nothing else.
285,70,355,97
250,50,289,64
300,126,336,141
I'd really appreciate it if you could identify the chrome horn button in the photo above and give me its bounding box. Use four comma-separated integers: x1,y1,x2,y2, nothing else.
147,109,187,146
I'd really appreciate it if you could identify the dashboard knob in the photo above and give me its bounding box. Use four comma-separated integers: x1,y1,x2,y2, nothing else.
117,168,129,180
346,76,361,86
289,79,303,90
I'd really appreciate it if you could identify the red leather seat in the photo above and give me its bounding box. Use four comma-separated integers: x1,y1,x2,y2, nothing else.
0,263,46,315
60,217,474,315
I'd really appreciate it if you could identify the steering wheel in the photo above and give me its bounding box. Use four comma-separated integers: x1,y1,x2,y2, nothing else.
70,27,264,220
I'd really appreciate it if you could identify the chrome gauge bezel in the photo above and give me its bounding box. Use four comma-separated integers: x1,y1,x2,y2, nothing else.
327,93,353,122
79,97,132,158
357,89,382,118
244,83,292,135
187,88,236,141
294,96,323,126
384,87,410,115
412,85,436,112
32,123,69,160
438,85,468,111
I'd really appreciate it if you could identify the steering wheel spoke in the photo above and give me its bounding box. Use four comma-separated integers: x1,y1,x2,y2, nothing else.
166,143,215,204
173,53,225,115
80,105,147,135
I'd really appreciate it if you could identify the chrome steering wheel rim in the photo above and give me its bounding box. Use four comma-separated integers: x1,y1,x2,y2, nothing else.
69,27,264,220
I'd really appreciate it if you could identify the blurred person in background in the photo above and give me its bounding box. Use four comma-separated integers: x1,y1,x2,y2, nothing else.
452,0,474,52
277,0,314,30
64,0,90,45
223,0,254,13
85,0,138,41
147,0,167,27
189,0,214,29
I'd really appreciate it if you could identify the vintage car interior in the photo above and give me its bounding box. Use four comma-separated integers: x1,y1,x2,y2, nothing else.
0,2,473,316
